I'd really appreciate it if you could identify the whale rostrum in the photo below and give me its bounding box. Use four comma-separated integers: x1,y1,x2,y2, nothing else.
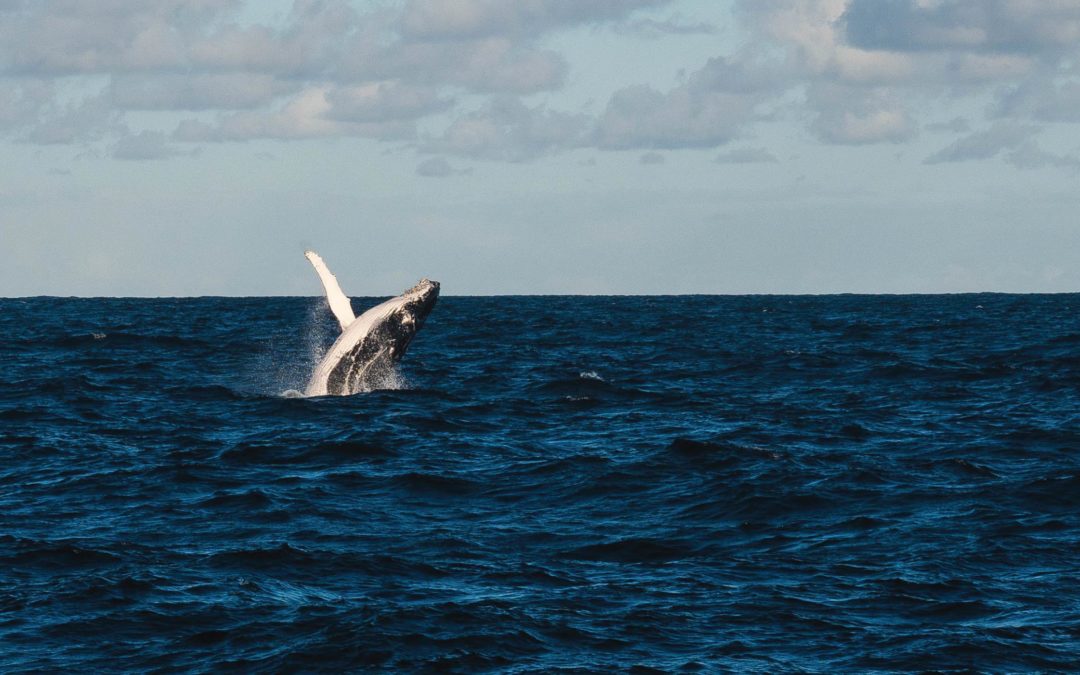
304,251,439,396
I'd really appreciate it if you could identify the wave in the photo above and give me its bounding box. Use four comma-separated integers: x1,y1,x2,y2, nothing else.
559,537,698,563
34,332,215,349
219,437,397,466
389,471,484,497
0,535,124,569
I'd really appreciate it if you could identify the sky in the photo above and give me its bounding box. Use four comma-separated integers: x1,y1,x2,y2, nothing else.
1,0,1079,296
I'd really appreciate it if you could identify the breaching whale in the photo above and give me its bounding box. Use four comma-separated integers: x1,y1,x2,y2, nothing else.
303,250,439,396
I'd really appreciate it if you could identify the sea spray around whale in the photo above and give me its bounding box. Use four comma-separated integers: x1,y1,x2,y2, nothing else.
272,301,329,397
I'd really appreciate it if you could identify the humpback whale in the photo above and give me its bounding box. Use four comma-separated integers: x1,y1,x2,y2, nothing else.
303,251,439,396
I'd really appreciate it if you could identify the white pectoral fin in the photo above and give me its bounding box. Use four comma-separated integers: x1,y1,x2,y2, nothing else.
305,250,356,331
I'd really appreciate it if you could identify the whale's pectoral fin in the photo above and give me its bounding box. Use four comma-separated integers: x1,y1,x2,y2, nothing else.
305,250,356,331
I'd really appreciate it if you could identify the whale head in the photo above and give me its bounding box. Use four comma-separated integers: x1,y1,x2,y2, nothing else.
386,278,440,357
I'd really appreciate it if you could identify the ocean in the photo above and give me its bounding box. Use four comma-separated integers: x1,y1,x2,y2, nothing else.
1,294,1078,672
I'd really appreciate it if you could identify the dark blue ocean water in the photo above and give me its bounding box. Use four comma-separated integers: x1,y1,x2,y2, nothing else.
2,294,1079,672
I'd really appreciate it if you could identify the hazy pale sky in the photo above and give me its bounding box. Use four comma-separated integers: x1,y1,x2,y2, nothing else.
2,0,1078,296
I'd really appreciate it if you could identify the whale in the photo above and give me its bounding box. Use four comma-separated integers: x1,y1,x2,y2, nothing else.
303,250,439,396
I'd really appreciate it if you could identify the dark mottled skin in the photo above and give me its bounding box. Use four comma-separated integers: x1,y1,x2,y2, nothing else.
326,291,437,395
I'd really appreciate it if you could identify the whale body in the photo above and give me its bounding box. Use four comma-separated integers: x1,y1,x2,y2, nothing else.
303,251,439,396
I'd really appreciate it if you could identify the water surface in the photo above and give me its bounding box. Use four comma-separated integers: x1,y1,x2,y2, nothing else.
1,295,1078,671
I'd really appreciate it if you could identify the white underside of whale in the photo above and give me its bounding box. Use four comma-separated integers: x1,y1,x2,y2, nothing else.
303,294,409,397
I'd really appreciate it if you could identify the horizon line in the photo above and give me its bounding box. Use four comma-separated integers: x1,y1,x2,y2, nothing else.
4,290,1079,300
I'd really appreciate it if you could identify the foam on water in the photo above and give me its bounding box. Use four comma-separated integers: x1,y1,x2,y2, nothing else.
304,298,333,377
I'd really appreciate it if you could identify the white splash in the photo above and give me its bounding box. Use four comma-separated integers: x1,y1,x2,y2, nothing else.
266,300,335,398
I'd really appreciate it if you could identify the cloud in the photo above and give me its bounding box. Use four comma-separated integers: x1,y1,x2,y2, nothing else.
739,0,1048,86
1003,141,1080,171
714,147,778,163
594,61,769,151
924,123,1037,163
399,0,671,39
108,73,291,110
424,96,588,162
112,129,184,160
926,117,971,133
416,156,458,177
727,0,1080,155
639,151,665,164
324,82,452,123
841,0,1080,55
360,38,569,94
22,94,122,144
191,1,358,76
808,83,916,144
337,2,671,95
0,79,52,130
4,0,1080,168
995,78,1080,123
0,0,239,75
1,0,664,151
611,16,718,38
174,87,417,142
